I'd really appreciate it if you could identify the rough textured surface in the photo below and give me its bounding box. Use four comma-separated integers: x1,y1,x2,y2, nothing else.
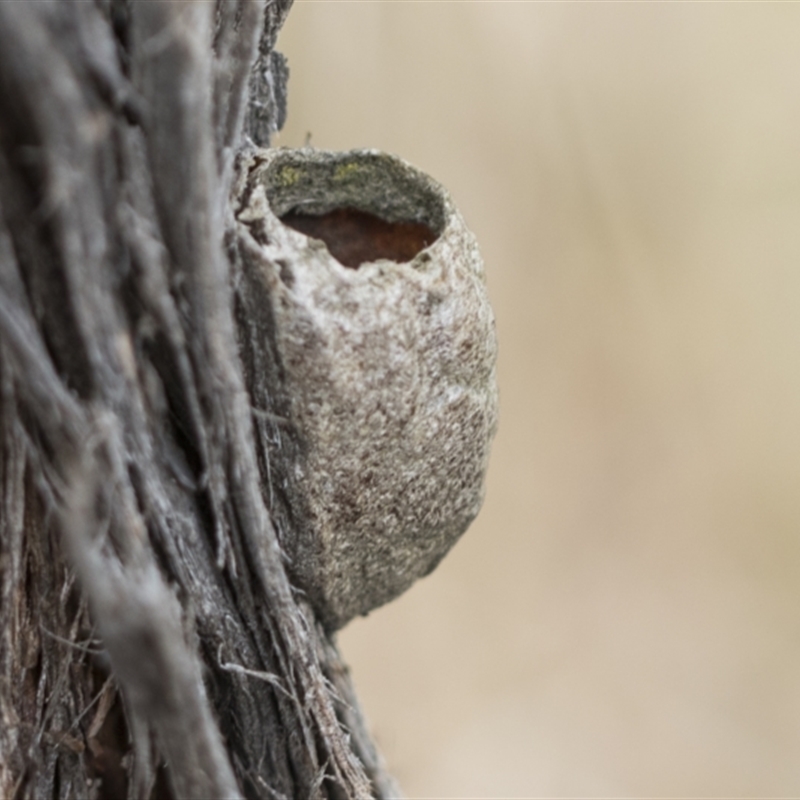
0,3,399,798
235,147,498,631
244,0,292,145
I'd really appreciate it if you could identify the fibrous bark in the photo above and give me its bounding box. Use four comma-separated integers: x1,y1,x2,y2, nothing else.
0,2,398,798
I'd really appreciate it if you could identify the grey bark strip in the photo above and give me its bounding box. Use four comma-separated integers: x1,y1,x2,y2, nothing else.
0,1,395,798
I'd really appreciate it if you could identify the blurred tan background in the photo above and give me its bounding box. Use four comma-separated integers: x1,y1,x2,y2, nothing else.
276,4,800,796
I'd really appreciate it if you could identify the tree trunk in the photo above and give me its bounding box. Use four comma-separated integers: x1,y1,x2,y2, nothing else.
0,2,399,797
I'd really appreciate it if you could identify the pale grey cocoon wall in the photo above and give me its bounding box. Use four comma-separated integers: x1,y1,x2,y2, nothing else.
235,147,498,631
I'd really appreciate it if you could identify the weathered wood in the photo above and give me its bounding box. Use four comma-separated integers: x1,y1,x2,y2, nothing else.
0,2,397,797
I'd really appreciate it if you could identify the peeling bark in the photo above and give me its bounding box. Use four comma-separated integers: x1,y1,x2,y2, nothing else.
0,2,398,797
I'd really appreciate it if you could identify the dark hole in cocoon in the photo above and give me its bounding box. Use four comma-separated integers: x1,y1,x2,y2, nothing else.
280,206,437,269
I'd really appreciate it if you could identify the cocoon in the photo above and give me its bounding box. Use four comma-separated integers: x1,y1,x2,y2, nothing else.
235,147,497,631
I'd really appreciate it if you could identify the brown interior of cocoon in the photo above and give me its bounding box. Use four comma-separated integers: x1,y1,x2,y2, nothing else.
280,207,437,268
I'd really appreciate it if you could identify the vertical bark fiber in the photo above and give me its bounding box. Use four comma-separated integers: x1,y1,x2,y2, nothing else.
0,2,398,798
